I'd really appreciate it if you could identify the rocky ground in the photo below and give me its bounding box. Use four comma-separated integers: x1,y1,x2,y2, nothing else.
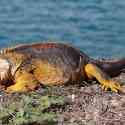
0,73,125,125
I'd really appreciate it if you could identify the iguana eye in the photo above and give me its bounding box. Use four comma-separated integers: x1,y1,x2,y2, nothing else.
0,59,10,81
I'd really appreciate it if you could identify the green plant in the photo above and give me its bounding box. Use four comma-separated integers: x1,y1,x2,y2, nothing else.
0,92,66,125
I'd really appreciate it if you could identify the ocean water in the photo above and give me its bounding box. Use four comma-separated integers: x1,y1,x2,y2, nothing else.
0,0,125,58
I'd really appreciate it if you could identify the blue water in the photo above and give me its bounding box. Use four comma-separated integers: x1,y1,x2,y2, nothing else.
0,0,125,58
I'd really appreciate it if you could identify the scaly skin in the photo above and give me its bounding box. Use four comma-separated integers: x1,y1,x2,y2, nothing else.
0,42,124,93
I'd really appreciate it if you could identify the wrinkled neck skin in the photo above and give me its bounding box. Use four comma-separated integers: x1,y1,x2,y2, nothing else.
0,58,13,86
0,52,23,86
89,57,125,77
0,51,27,82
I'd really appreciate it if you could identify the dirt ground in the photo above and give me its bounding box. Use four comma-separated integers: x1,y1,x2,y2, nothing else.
1,73,125,125
49,73,125,125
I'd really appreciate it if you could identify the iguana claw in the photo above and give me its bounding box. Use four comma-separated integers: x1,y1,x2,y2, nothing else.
101,80,122,92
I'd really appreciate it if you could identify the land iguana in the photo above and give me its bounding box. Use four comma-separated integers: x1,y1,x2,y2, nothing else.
0,42,124,93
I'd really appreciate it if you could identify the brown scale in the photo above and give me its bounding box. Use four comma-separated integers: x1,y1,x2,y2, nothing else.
0,42,124,93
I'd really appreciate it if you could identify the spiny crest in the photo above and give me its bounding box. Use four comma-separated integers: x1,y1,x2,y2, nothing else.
0,43,28,55
0,47,14,55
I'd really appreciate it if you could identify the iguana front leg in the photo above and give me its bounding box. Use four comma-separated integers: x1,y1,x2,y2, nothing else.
6,71,39,93
84,64,122,92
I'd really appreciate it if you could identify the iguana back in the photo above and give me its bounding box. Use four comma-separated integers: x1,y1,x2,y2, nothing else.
3,42,89,85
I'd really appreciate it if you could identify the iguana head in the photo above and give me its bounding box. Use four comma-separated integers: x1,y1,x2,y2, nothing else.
0,58,11,84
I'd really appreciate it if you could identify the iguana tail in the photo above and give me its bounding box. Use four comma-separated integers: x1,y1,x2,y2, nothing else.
89,58,125,77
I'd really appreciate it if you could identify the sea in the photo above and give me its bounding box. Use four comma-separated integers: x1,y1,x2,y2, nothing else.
0,0,125,58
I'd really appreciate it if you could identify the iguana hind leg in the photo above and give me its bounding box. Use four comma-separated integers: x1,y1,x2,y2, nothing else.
6,71,39,93
84,64,122,92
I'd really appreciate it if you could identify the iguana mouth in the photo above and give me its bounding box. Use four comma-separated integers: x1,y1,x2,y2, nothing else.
0,58,11,83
